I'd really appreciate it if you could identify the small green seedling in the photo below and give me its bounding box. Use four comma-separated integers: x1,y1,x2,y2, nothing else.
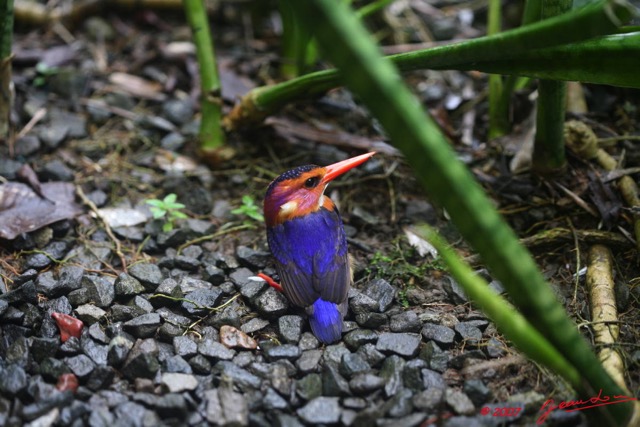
146,193,188,232
34,62,60,87
397,288,410,308
231,195,264,222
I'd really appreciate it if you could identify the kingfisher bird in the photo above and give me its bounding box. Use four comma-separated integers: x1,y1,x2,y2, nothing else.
260,152,375,344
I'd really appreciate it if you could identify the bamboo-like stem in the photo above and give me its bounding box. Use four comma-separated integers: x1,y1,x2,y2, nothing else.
0,0,14,141
519,227,633,250
279,0,314,78
618,176,640,252
532,79,568,174
585,245,640,424
356,0,394,18
0,0,12,58
494,0,543,138
467,32,640,86
565,120,640,253
288,0,633,423
487,0,507,140
0,57,11,142
531,0,571,175
586,245,628,392
183,0,225,156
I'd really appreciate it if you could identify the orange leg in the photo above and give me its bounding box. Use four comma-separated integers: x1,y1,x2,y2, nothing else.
257,273,283,293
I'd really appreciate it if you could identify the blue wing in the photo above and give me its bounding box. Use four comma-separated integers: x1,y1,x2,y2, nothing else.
267,207,351,308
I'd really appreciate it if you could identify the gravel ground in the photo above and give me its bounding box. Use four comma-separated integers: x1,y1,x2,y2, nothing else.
0,171,582,426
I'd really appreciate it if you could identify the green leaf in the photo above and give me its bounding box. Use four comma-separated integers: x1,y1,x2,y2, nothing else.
145,199,164,208
231,195,264,222
247,211,265,222
242,195,255,206
149,207,167,219
165,202,186,210
162,221,174,232
171,211,189,220
163,193,177,204
35,62,59,75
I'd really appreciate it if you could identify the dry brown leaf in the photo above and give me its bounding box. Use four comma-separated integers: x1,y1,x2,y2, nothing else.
108,72,166,101
0,182,83,240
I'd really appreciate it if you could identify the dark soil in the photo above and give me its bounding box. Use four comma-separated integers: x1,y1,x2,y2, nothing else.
1,3,640,427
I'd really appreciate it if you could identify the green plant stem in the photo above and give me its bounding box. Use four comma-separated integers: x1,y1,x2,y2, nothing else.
150,293,240,312
279,0,391,79
287,0,632,424
471,32,640,86
0,0,13,58
487,0,508,140
183,0,224,152
225,0,634,130
176,223,255,254
531,0,572,175
495,0,543,138
532,79,568,173
0,0,14,140
279,0,315,78
417,225,581,387
356,0,394,18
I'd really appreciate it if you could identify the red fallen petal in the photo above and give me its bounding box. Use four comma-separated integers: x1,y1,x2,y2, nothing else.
56,373,79,393
51,312,84,342
257,273,283,293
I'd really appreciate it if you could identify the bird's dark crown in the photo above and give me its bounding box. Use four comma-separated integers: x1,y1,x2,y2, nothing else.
266,164,320,197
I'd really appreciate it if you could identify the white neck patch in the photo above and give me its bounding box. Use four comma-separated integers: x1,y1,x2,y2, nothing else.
279,201,298,216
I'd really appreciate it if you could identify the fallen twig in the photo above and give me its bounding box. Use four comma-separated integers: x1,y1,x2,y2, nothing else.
176,223,255,254
76,185,127,271
585,245,628,393
521,227,634,249
565,120,640,254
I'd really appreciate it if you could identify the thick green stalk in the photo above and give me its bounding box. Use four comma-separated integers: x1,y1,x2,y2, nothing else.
279,0,315,78
470,32,640,86
183,0,225,153
532,0,572,175
532,79,568,173
225,0,634,130
0,0,12,58
417,226,581,388
522,0,543,24
495,0,543,138
0,0,14,140
279,0,389,79
288,0,632,424
356,0,394,18
487,0,508,140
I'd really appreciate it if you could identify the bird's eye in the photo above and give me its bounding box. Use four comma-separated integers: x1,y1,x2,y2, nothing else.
304,176,320,188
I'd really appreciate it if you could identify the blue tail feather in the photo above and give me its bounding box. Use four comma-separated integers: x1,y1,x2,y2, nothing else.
308,299,343,344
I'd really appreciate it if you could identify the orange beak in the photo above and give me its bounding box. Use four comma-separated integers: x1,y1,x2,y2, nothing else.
321,152,376,184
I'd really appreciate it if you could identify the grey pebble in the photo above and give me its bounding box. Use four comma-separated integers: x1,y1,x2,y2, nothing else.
297,397,341,424
376,332,422,357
